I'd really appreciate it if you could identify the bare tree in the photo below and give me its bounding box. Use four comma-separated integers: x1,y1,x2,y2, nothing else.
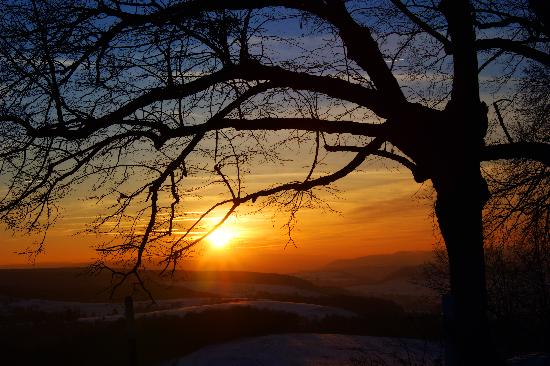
484,60,549,353
0,1,548,364
421,59,549,355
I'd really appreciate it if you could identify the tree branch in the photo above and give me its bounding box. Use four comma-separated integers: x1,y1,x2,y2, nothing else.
92,0,406,103
476,38,550,66
22,62,395,142
214,118,387,137
323,143,428,182
482,142,550,165
237,61,396,118
492,102,513,144
389,0,452,53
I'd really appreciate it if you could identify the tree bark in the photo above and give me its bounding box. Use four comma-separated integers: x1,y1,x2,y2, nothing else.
434,2,505,363
434,168,503,365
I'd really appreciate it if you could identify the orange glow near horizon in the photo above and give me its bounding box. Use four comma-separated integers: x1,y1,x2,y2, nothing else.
0,169,436,273
207,226,236,249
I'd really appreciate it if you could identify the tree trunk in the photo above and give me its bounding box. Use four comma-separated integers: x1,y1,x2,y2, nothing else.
434,168,503,365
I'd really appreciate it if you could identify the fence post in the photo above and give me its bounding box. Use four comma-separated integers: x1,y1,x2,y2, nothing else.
125,295,137,366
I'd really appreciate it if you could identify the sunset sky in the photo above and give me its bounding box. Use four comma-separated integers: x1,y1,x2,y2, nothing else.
0,158,436,272
0,6,456,273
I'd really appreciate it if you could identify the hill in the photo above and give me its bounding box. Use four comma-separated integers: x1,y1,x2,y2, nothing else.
296,251,434,286
295,251,438,312
322,251,433,280
0,268,324,302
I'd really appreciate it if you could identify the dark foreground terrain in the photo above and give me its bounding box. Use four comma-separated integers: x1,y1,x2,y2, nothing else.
0,267,441,366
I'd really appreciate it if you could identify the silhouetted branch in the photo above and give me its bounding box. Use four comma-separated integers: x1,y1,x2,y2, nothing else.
492,102,514,144
476,38,550,66
389,0,452,53
482,142,550,166
160,136,385,270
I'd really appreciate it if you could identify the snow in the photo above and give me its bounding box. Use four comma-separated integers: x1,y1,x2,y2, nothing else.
0,298,123,317
161,333,444,366
78,300,357,322
141,300,357,319
507,353,550,365
176,280,321,297
347,280,436,297
0,297,219,317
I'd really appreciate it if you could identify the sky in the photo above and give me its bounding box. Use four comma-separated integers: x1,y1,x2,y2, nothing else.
0,161,436,272
0,4,458,273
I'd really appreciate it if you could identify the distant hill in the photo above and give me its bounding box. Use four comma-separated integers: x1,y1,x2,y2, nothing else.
294,251,439,312
323,251,433,273
297,251,434,285
0,267,219,302
176,270,318,290
0,268,323,302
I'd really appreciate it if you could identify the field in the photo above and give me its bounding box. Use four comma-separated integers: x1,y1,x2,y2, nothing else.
0,265,443,365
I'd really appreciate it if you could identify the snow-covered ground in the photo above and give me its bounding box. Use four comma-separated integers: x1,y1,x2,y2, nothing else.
160,333,444,366
79,300,357,322
346,279,436,297
0,297,220,317
175,280,321,297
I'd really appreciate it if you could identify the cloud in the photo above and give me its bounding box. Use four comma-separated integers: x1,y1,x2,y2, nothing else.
348,195,430,223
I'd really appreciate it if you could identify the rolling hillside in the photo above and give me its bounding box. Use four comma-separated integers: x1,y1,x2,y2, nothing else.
295,251,439,311
0,268,325,302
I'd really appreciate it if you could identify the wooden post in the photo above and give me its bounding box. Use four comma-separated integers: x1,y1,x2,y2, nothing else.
125,296,137,366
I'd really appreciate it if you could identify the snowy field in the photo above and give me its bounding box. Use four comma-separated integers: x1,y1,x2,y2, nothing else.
175,280,322,297
346,279,436,297
161,333,444,366
78,300,358,322
0,297,220,317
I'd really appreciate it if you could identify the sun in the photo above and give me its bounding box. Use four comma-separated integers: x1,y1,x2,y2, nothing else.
208,226,235,249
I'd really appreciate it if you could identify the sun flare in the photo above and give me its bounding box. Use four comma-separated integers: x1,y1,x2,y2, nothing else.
208,226,235,249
